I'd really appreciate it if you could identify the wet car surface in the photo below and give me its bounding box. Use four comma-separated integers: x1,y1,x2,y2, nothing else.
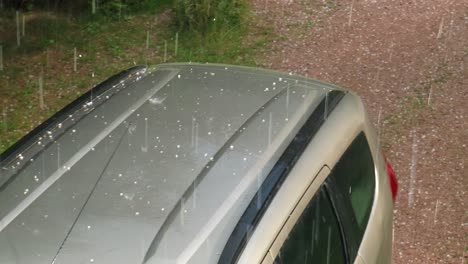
0,64,395,264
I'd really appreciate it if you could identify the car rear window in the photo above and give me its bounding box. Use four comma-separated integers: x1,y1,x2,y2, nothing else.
326,131,375,261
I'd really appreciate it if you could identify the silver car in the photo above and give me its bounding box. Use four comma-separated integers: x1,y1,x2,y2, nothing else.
0,64,398,264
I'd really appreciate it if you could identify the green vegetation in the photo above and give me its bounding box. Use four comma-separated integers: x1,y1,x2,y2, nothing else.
0,0,273,153
173,0,246,33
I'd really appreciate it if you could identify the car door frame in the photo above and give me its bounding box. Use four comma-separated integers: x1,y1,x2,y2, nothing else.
234,92,393,264
262,131,380,264
259,166,351,264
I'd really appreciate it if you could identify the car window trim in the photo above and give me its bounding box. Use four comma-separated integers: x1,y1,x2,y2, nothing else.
324,182,351,264
218,90,346,264
271,185,349,264
324,131,375,262
261,166,332,264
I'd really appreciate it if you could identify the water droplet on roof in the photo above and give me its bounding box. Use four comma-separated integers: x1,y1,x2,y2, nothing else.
149,96,167,105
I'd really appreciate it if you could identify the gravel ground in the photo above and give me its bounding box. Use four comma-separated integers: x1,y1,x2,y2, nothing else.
251,0,467,262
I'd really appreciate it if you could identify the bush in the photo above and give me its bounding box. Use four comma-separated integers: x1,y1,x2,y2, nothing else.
94,0,173,19
173,0,246,33
97,0,128,19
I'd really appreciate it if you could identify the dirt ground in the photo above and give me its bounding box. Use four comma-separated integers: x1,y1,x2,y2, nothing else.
251,0,467,263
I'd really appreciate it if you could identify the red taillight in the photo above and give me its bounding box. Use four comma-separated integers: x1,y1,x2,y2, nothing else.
385,157,398,203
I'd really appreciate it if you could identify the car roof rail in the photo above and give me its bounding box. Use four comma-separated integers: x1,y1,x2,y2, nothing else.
218,90,345,264
0,65,147,185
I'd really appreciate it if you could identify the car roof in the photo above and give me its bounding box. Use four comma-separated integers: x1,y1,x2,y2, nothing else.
0,63,344,264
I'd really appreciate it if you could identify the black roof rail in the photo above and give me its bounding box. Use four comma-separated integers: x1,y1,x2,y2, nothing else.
217,90,346,264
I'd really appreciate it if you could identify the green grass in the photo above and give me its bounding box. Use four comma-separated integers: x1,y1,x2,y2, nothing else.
162,0,274,65
324,0,338,12
173,0,247,33
0,1,273,154
164,24,272,65
378,60,461,154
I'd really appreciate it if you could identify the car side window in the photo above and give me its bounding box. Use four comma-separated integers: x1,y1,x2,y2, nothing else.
326,132,375,261
273,187,346,264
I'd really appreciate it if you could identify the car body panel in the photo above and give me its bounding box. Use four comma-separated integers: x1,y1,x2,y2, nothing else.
355,255,367,264
237,92,394,264
0,67,178,264
0,64,352,264
357,98,394,264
